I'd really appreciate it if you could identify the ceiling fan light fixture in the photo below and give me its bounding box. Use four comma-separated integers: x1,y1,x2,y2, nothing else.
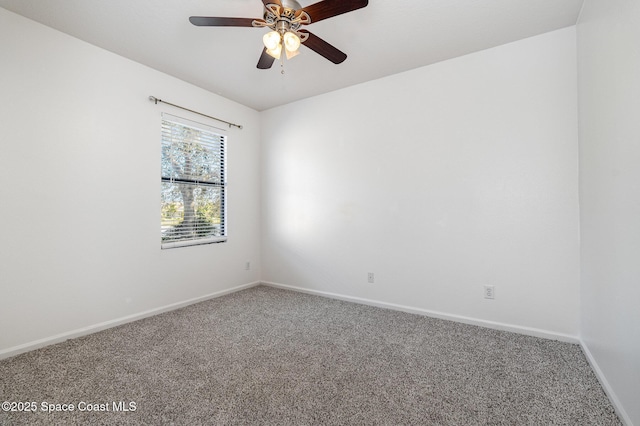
266,43,282,59
263,31,281,51
285,47,300,60
283,31,301,52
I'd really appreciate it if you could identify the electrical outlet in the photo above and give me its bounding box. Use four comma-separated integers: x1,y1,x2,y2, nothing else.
484,285,495,299
368,272,375,284
245,261,251,271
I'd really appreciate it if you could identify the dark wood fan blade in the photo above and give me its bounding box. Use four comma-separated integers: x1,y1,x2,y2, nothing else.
189,17,256,27
300,30,347,64
257,48,276,69
300,0,368,23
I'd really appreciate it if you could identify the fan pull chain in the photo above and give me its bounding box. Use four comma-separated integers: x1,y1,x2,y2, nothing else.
280,55,285,75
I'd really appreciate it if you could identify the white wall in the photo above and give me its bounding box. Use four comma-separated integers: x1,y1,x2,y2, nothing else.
0,8,261,356
577,1,640,424
261,27,580,338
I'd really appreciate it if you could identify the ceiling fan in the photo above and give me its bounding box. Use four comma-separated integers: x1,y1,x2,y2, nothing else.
189,0,369,70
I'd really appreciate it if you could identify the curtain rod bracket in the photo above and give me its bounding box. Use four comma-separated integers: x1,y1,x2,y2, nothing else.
148,95,242,130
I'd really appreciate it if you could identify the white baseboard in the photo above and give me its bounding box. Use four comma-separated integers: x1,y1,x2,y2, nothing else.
0,281,261,360
261,281,579,344
580,341,633,426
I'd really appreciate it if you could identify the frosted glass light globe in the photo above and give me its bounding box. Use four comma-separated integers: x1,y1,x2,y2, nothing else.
266,43,282,59
263,31,281,50
283,32,301,52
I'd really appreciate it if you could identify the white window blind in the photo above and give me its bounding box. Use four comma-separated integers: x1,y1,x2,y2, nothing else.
160,113,227,249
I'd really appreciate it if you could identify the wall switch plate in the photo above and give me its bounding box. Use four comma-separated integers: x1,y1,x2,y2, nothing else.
245,261,251,271
484,285,495,299
367,272,375,284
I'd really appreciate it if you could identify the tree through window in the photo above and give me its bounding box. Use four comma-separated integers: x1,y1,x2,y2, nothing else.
160,114,227,248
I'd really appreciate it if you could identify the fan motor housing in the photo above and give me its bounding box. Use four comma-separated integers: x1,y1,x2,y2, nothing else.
264,0,308,32
265,0,302,22
281,0,302,11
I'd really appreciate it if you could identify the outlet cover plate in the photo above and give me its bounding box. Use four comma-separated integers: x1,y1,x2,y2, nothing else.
484,285,495,299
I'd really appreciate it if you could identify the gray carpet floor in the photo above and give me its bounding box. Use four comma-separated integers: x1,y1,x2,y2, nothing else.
0,285,621,425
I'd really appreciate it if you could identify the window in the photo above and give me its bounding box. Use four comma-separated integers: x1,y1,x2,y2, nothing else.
160,113,227,248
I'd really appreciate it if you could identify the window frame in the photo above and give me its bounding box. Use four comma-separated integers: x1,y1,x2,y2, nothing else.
160,113,227,249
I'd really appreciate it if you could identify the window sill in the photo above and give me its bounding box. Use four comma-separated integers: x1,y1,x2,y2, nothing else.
161,237,227,250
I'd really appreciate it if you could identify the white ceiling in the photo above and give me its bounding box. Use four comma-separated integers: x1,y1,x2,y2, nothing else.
0,0,584,111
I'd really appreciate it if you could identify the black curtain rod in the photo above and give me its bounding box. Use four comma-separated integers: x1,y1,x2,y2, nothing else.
149,96,243,130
